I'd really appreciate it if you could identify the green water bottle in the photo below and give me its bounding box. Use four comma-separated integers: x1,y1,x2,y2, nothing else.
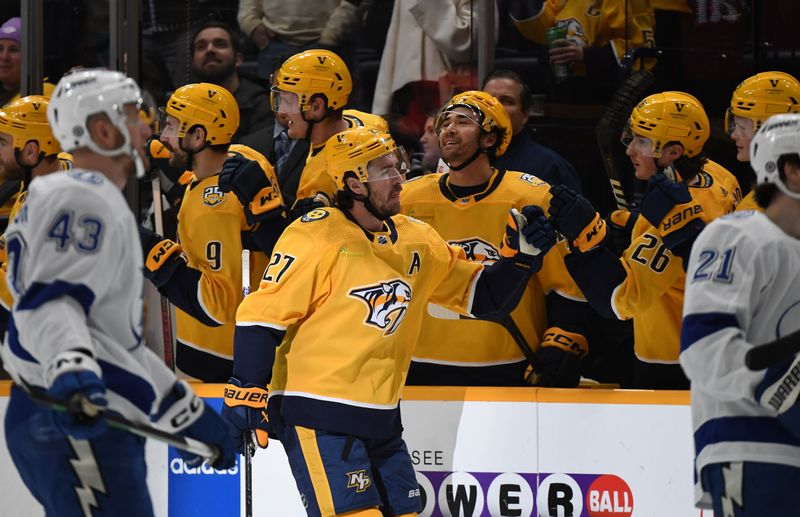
546,26,571,83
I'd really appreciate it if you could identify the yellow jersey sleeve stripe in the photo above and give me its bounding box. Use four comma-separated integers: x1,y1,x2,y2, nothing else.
297,426,337,516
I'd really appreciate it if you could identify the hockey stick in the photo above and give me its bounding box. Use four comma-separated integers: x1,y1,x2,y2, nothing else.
241,248,253,517
596,69,655,209
152,173,176,371
745,328,800,371
24,386,219,462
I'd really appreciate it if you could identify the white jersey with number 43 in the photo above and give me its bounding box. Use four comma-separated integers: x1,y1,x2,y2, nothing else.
0,169,178,422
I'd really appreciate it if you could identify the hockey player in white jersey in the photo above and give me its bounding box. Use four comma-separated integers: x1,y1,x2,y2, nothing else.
0,69,236,517
680,113,800,514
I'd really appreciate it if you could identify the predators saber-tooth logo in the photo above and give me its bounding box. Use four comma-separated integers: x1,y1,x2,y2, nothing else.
450,238,500,264
346,470,372,492
349,279,412,336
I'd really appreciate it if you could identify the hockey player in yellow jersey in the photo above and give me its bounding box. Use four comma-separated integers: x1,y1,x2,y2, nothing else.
400,90,591,387
545,91,740,389
726,71,800,212
221,126,557,517
0,96,68,323
219,48,387,220
139,82,285,381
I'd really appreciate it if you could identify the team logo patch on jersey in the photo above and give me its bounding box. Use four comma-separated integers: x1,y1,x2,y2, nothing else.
301,209,329,222
519,174,547,187
346,470,372,493
203,185,225,206
449,238,501,264
349,279,412,336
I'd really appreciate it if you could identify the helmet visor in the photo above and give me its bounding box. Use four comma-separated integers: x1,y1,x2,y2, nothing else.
366,147,410,183
433,108,482,135
726,109,755,138
158,108,180,138
620,125,657,158
270,87,301,114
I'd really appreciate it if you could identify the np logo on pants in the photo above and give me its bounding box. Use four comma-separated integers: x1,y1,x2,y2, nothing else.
346,470,372,492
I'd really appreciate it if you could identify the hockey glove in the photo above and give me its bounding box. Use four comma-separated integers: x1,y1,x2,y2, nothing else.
530,328,589,388
45,350,108,439
499,206,556,272
219,155,283,225
756,352,800,440
139,225,186,288
606,209,638,256
145,137,183,184
640,172,705,260
153,381,237,470
221,377,270,455
548,185,606,253
289,193,331,221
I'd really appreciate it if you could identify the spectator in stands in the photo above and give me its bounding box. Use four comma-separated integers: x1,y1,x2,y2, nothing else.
0,17,55,106
420,115,442,173
482,69,582,191
237,0,363,80
191,21,273,158
141,1,224,105
372,0,493,131
508,0,655,103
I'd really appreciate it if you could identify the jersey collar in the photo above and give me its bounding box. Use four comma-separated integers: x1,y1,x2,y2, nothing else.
344,209,399,245
438,168,505,205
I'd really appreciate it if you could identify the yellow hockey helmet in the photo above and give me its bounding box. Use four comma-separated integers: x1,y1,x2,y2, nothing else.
434,90,512,157
165,82,239,145
726,71,800,134
624,91,709,158
0,95,61,157
271,49,352,112
326,127,409,191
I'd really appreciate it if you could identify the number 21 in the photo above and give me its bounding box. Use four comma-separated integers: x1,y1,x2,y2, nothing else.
692,247,735,283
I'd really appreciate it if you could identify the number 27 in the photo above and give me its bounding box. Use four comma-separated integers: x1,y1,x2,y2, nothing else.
262,253,296,284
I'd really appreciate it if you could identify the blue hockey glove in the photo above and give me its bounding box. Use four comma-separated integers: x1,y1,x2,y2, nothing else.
221,377,270,456
548,185,606,252
45,350,108,439
529,328,589,388
139,225,186,288
153,381,237,470
640,171,695,227
219,155,283,225
640,171,705,259
757,352,800,440
500,205,556,272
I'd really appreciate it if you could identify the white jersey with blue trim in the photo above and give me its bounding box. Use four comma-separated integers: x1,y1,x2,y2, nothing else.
0,169,177,422
680,210,800,507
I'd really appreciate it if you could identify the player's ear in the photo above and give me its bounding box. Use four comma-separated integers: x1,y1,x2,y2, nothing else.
21,140,41,165
664,143,684,160
86,113,120,151
785,159,800,192
480,131,497,151
345,176,366,195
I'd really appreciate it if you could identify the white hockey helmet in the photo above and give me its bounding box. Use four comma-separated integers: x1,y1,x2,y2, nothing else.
47,68,146,178
750,113,800,199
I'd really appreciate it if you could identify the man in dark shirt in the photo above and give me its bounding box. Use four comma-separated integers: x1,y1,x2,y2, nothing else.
191,21,274,158
482,69,582,192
